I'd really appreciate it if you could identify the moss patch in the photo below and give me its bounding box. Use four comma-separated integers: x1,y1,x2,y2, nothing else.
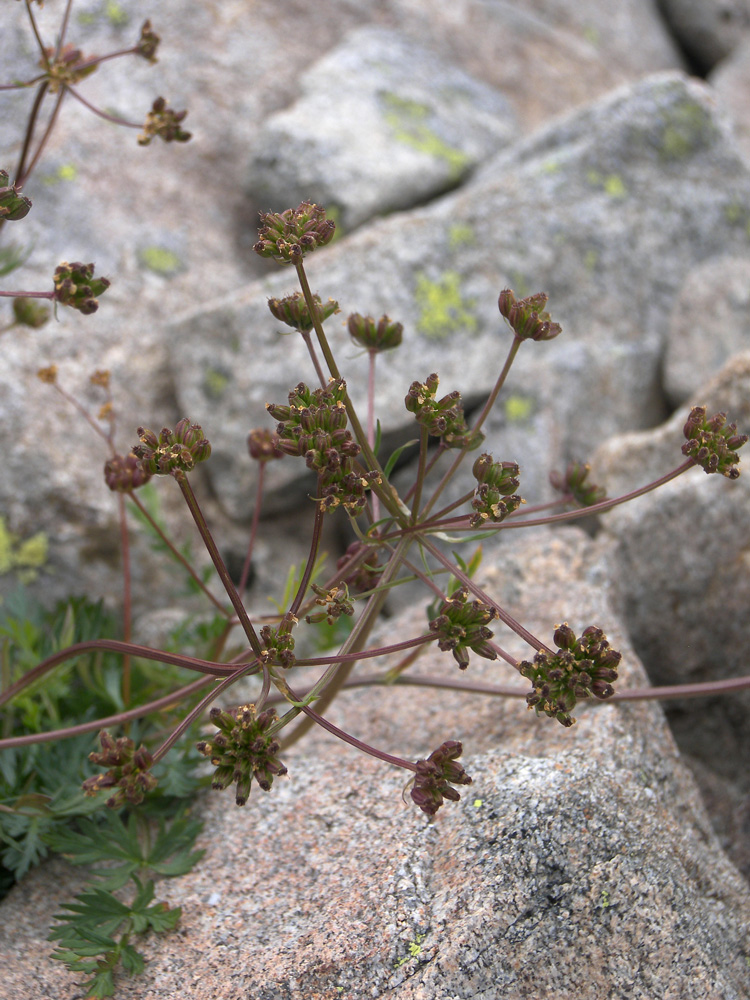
414,271,477,339
0,517,48,583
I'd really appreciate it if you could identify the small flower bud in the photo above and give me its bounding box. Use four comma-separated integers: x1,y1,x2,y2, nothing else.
138,97,191,146
347,313,403,352
0,171,32,222
498,288,562,342
253,202,335,266
268,291,339,332
53,261,110,314
136,19,160,62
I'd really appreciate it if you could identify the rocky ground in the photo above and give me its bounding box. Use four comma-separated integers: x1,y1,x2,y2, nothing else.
1,1,750,997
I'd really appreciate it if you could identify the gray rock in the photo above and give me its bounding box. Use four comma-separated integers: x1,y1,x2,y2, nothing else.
656,0,750,72
664,255,750,406
590,352,750,881
169,72,750,525
246,26,517,232
0,0,684,607
2,528,749,999
590,350,750,686
710,32,750,163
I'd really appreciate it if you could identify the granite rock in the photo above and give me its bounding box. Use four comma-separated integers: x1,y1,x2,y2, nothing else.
1,528,749,999
246,26,517,233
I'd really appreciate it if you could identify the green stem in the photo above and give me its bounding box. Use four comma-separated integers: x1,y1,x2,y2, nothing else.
278,533,416,748
418,336,522,521
294,261,406,524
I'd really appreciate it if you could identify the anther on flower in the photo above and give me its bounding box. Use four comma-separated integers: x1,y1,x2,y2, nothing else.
0,170,32,222
429,587,498,669
268,291,339,332
267,379,379,513
306,582,354,626
410,740,472,816
405,373,483,450
14,297,50,328
197,704,288,806
137,19,160,63
138,97,191,146
253,202,336,266
247,428,284,463
681,406,748,479
549,461,606,507
517,623,621,727
82,730,158,809
498,289,562,342
347,313,403,352
104,452,153,493
42,44,98,93
53,261,110,314
470,454,524,527
132,418,211,476
259,623,296,668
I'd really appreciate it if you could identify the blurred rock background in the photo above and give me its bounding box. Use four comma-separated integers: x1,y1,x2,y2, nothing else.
2,2,750,996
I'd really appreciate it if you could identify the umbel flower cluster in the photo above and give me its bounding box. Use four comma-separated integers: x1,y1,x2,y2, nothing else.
82,731,157,809
133,418,211,476
405,373,481,449
429,588,499,670
518,624,622,727
682,406,748,479
267,379,380,513
197,705,288,806
28,199,747,844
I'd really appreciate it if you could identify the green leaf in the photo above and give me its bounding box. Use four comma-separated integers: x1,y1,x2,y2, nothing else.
383,438,418,479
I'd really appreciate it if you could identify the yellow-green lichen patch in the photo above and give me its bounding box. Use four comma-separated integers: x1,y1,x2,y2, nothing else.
138,246,184,276
448,224,475,249
504,394,534,423
586,170,627,199
381,92,470,179
41,163,78,185
393,932,427,969
584,249,599,272
203,368,230,400
105,0,129,26
723,202,750,240
414,271,477,339
0,516,49,583
659,98,716,161
582,25,600,46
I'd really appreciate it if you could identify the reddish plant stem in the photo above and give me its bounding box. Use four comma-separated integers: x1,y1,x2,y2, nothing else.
174,472,263,658
282,679,417,772
117,493,132,707
65,85,141,128
17,87,66,187
239,463,265,594
0,674,215,750
420,535,549,655
127,493,230,615
288,493,325,618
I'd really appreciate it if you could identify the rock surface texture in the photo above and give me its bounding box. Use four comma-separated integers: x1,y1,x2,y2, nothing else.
2,530,750,999
2,1,750,997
